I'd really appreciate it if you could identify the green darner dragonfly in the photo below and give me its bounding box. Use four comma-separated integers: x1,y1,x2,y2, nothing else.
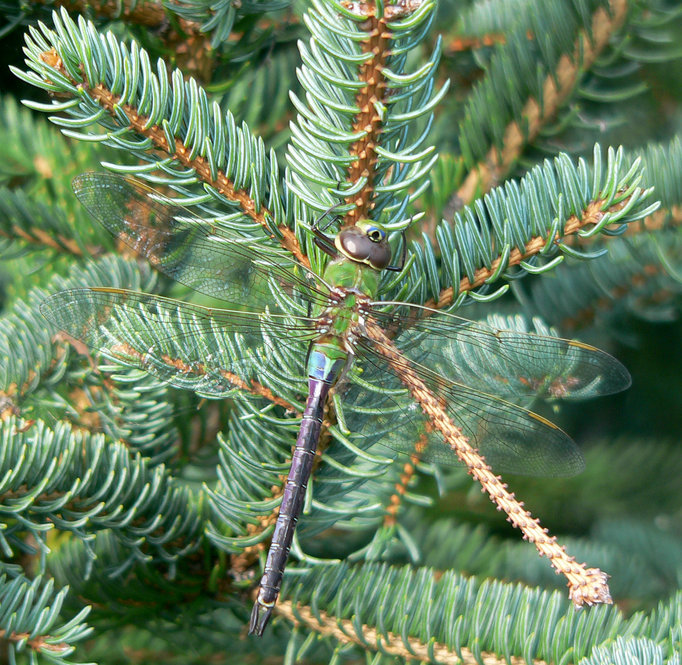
41,173,631,635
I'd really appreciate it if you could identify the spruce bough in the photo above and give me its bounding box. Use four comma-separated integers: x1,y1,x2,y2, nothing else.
0,0,679,662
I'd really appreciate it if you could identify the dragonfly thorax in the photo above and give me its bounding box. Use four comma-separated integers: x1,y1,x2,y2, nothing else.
315,289,370,339
323,254,383,304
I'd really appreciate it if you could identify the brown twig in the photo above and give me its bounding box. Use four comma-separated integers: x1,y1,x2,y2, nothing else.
559,262,661,332
457,0,629,205
444,28,535,54
54,0,167,26
0,629,69,655
365,321,612,608
383,431,428,527
0,226,103,257
342,4,393,224
445,32,508,52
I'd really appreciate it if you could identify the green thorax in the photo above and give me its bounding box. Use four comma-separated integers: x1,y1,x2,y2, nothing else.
323,255,381,298
306,256,381,383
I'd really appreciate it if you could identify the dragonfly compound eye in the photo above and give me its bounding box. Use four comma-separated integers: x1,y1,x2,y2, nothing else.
336,224,391,271
367,227,385,243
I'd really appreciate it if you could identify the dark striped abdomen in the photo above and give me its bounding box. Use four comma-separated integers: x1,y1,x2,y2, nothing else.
248,376,332,636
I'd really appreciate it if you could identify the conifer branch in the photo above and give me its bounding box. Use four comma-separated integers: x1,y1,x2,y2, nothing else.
0,572,91,662
365,322,612,607
519,138,682,332
54,314,302,422
276,601,546,665
536,223,682,334
287,0,442,223
0,96,111,257
49,335,183,458
39,47,309,266
0,258,185,466
428,189,639,310
51,0,217,81
0,417,202,558
457,0,628,204
557,206,682,332
393,146,657,309
101,339,298,411
282,564,682,662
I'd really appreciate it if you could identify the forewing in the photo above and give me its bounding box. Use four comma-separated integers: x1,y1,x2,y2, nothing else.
343,337,585,477
368,303,630,402
42,288,316,399
73,173,329,308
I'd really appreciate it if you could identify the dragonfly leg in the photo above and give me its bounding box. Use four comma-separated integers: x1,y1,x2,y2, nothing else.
314,235,338,258
311,203,343,257
313,201,344,233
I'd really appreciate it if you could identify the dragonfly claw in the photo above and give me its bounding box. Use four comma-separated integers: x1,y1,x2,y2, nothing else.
249,601,274,637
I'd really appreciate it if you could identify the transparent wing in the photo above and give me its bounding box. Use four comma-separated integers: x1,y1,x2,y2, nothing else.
73,173,329,308
42,288,316,398
367,302,630,402
345,337,585,477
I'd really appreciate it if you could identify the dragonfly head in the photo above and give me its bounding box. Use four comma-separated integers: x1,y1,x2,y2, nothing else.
335,221,391,271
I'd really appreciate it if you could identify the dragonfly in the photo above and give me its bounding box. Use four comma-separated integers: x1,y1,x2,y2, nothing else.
41,173,631,635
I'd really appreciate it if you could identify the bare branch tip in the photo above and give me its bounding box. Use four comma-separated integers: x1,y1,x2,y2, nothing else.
569,568,612,607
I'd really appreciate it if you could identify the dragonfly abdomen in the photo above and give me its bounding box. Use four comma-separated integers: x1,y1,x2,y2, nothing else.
249,349,345,636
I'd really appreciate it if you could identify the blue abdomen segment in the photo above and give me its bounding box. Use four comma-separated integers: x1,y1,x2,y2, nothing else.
307,347,346,383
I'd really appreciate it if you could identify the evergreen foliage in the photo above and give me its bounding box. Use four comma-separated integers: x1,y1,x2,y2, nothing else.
0,0,680,663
